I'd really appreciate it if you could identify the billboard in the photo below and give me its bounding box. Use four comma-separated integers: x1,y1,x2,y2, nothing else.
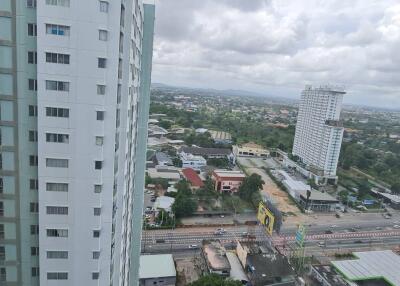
257,201,275,235
295,224,306,247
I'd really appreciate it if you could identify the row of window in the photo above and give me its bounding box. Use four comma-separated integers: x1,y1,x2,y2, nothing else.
29,205,101,216
26,181,102,193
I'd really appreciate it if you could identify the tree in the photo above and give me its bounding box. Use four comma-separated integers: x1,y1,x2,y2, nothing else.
172,180,197,218
357,180,371,200
238,174,264,201
391,182,400,195
188,274,242,286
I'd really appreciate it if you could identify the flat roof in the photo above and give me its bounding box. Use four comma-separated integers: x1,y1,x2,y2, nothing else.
203,241,230,271
332,250,400,286
139,254,176,279
213,170,246,178
298,189,338,202
226,252,248,282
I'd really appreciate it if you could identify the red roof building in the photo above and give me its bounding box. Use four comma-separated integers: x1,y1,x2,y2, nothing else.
212,170,246,193
182,168,204,189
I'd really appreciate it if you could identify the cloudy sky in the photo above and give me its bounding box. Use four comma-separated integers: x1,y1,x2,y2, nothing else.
152,0,400,108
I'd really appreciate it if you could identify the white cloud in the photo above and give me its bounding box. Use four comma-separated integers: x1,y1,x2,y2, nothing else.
152,0,400,108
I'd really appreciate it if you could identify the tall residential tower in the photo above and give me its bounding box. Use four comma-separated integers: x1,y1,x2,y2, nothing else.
0,0,155,285
292,85,345,184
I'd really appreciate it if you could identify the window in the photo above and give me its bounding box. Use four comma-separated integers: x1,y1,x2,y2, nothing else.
0,178,3,193
94,184,102,193
99,29,108,41
47,229,68,237
92,272,99,280
28,51,37,64
93,230,100,237
29,105,38,116
93,207,101,216
28,79,37,91
30,179,38,190
32,267,40,277
97,85,106,95
95,161,102,170
96,111,104,120
46,206,68,215
92,251,100,259
46,133,69,143
99,1,109,12
28,23,37,36
0,225,4,239
47,251,68,259
29,155,38,166
46,52,70,64
46,80,69,91
46,182,68,192
0,268,6,282
30,225,39,235
30,202,39,213
95,136,103,146
31,247,39,256
46,107,69,118
98,58,107,68
29,130,38,142
47,272,68,280
0,202,3,216
46,158,68,168
0,247,4,261
46,24,70,36
46,0,70,7
27,0,37,8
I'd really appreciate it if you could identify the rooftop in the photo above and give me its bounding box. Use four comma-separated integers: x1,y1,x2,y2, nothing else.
332,250,400,286
202,241,231,271
298,189,338,202
155,152,173,165
209,130,232,141
226,252,248,283
153,196,175,211
139,254,176,279
181,168,204,187
240,142,265,149
147,168,181,180
180,146,232,156
179,152,206,162
213,169,246,178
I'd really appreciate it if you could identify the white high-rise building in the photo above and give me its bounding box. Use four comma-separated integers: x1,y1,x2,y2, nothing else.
0,0,155,285
292,85,345,184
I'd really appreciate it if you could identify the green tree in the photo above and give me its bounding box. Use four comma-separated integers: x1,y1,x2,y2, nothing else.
238,174,264,201
188,274,242,286
172,180,197,218
357,181,371,200
391,182,400,194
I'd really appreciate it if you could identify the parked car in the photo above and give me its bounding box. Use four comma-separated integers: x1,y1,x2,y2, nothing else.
188,244,199,249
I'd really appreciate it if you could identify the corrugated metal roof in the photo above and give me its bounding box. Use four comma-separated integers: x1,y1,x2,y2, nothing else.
139,254,176,279
332,251,400,286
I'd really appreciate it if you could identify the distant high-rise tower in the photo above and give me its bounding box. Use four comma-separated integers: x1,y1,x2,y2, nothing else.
0,0,155,285
292,85,345,184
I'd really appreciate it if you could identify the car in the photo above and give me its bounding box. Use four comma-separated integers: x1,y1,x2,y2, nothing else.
325,230,333,234
375,226,383,230
393,225,400,229
330,225,338,228
214,231,224,235
220,215,225,218
188,244,199,249
150,198,156,202
318,241,326,247
241,232,249,237
216,228,226,233
349,228,357,232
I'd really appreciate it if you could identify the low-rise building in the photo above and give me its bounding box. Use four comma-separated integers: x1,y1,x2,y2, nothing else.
153,196,175,213
310,265,350,286
181,168,204,189
179,151,207,170
202,240,231,277
212,170,246,193
154,152,173,166
139,254,176,286
147,166,181,182
179,146,232,159
148,124,169,138
233,142,269,158
209,130,232,144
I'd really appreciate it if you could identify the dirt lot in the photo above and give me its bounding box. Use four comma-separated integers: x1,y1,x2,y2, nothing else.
175,256,203,286
237,157,305,224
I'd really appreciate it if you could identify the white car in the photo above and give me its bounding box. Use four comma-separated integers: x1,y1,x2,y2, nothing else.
393,225,400,229
330,225,338,228
188,244,199,249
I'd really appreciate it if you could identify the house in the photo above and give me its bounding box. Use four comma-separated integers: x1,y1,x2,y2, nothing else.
139,254,176,286
179,151,207,171
179,147,232,159
212,170,246,193
209,130,232,144
202,240,231,277
148,124,169,138
147,167,181,181
153,196,175,213
154,152,173,166
232,142,268,158
195,128,208,134
181,168,204,189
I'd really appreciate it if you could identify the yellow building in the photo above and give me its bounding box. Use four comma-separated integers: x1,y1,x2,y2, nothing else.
233,142,269,158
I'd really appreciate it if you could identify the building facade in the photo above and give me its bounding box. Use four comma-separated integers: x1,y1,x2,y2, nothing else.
179,151,206,171
0,0,155,285
292,85,345,183
212,170,246,193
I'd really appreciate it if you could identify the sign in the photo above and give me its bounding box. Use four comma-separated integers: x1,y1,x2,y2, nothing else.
257,201,275,235
295,224,306,247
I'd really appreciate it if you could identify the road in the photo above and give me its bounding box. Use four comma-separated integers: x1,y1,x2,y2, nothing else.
142,224,400,254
